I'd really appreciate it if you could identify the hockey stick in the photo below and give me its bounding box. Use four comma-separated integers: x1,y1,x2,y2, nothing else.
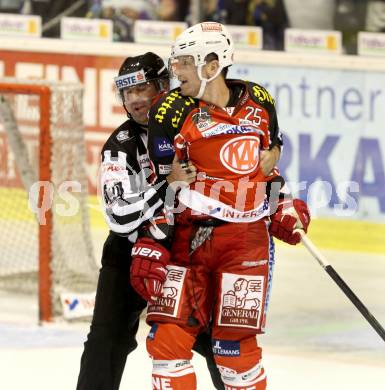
297,229,385,342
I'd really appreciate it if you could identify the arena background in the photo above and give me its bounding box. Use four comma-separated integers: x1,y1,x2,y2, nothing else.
0,1,384,388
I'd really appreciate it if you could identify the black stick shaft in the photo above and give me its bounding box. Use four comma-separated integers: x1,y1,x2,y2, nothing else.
298,231,385,343
325,265,385,342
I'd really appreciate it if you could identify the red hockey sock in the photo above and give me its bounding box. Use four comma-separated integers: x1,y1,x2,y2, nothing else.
147,323,198,390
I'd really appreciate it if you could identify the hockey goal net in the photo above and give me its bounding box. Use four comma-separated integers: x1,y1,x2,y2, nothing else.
0,78,98,322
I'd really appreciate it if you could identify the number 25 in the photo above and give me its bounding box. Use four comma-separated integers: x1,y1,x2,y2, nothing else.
244,106,262,126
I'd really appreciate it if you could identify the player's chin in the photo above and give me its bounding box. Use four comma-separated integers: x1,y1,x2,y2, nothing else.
131,112,148,125
179,82,188,95
180,82,196,97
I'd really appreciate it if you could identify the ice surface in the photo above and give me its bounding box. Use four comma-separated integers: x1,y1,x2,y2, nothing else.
1,241,384,389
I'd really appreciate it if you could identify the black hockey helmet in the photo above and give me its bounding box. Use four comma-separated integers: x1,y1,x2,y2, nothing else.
115,52,169,93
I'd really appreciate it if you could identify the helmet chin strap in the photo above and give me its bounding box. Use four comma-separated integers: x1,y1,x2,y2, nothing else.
194,64,223,99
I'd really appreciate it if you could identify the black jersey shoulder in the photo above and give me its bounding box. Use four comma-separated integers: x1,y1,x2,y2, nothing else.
101,119,147,172
102,120,132,153
149,87,199,131
226,79,276,108
246,80,276,108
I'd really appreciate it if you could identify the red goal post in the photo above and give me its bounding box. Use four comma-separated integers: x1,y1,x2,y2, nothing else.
0,78,98,322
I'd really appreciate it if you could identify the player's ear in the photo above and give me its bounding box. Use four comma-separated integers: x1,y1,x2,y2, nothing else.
154,79,169,94
162,79,170,91
205,59,220,78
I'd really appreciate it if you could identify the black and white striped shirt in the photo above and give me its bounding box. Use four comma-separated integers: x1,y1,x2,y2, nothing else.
101,119,165,242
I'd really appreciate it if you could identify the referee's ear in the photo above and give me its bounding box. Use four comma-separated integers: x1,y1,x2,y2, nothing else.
157,79,170,93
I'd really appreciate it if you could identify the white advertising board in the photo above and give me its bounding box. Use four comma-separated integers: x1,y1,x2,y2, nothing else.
61,17,113,42
134,20,187,45
227,25,263,50
358,31,385,57
0,13,41,38
285,28,342,54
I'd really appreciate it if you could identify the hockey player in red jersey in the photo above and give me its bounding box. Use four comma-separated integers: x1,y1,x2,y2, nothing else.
76,52,225,390
130,23,310,389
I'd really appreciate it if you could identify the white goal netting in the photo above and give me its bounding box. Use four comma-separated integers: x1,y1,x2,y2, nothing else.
0,78,98,320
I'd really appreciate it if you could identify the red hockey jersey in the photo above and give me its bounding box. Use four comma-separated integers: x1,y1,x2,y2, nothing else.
148,80,283,222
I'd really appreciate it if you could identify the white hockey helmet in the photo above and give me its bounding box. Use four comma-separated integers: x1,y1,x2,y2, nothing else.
171,22,234,68
170,22,234,98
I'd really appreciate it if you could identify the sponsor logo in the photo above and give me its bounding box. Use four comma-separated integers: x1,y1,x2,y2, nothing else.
219,274,265,329
0,14,41,37
138,154,150,168
64,298,79,311
192,107,211,123
217,365,237,382
60,292,95,319
219,199,269,220
154,91,181,123
241,363,262,381
134,20,187,45
175,360,189,368
61,17,112,41
224,106,235,116
116,130,132,142
114,70,146,90
241,260,268,267
131,247,163,260
152,376,172,389
147,323,158,340
252,85,274,105
159,164,172,175
155,137,175,157
154,90,195,125
155,267,167,275
103,164,125,172
192,107,214,131
201,22,222,32
239,89,249,107
153,359,189,369
147,266,186,318
202,123,257,138
208,206,221,215
103,182,123,205
362,36,385,50
290,34,323,46
285,29,341,53
220,136,260,174
238,119,254,126
212,339,240,356
153,362,170,369
358,32,385,56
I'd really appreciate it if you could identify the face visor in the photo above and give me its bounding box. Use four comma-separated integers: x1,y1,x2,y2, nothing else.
169,53,223,99
168,55,196,79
